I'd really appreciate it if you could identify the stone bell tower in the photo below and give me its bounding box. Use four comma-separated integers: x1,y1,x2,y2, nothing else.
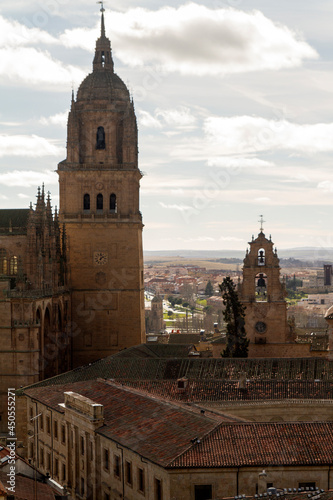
57,7,145,367
238,218,288,354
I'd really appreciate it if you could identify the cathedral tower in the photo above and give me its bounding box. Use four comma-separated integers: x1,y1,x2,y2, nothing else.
238,220,288,354
57,9,145,366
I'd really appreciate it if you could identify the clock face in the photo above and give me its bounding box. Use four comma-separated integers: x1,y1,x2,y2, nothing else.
255,321,267,334
94,251,108,266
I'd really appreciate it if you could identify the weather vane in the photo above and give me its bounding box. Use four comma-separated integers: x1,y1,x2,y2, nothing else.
259,215,265,232
97,1,105,12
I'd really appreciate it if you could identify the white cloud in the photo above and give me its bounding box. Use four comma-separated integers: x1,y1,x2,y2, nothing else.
18,193,31,199
156,107,197,128
219,236,244,242
317,180,333,192
98,4,318,76
203,116,333,156
159,202,194,212
39,111,68,128
0,170,58,187
0,135,62,157
0,47,85,89
0,14,58,48
138,106,197,130
138,111,162,129
207,157,274,168
254,197,271,202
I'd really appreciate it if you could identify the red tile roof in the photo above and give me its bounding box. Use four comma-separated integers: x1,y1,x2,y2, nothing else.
25,380,219,467
169,422,333,468
114,379,333,402
0,472,56,499
20,356,333,395
25,381,333,470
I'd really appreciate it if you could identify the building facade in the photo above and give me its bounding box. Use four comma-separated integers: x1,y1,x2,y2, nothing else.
57,11,145,367
0,10,145,431
0,190,71,432
239,228,331,358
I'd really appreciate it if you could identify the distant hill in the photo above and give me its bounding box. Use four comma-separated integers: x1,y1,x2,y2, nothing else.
144,248,333,264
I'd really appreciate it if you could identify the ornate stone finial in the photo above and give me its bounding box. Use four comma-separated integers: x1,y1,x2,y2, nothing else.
258,214,265,233
252,235,254,242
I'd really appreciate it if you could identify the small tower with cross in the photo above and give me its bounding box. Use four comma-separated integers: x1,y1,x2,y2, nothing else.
238,218,288,354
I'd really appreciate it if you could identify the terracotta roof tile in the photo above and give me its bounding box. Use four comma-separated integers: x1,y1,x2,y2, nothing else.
115,379,333,402
170,422,333,468
0,471,56,499
25,380,219,467
25,382,333,470
20,356,333,394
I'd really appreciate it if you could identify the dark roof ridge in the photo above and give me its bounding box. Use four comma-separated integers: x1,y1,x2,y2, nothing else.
102,379,223,423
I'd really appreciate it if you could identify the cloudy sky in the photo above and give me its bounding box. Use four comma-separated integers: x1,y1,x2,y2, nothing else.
1,0,333,252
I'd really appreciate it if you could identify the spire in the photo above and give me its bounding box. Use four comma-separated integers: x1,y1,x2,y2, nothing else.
101,10,106,38
93,4,114,72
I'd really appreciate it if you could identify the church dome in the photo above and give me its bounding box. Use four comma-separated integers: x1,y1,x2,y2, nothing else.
76,70,130,103
76,9,130,104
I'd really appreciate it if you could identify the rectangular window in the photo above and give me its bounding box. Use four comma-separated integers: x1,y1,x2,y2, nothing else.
81,477,85,496
30,442,34,460
40,414,44,431
46,416,51,435
61,425,66,444
62,463,66,482
104,494,110,500
104,449,109,470
90,441,93,461
114,454,121,478
40,447,44,466
138,468,145,493
155,478,162,500
81,436,84,455
126,461,132,486
54,420,58,440
54,458,59,477
47,453,51,471
194,485,212,500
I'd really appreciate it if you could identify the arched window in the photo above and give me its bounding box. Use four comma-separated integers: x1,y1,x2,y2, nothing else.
110,193,117,213
0,248,7,274
96,126,106,150
10,256,18,275
83,193,90,211
258,248,265,266
97,193,103,211
255,273,267,302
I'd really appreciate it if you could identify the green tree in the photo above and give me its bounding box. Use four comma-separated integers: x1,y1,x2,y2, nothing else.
219,277,249,358
205,280,214,296
168,295,176,307
167,310,173,318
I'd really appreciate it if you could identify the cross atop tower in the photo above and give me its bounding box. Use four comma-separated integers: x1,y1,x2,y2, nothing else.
97,1,105,12
259,215,265,233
